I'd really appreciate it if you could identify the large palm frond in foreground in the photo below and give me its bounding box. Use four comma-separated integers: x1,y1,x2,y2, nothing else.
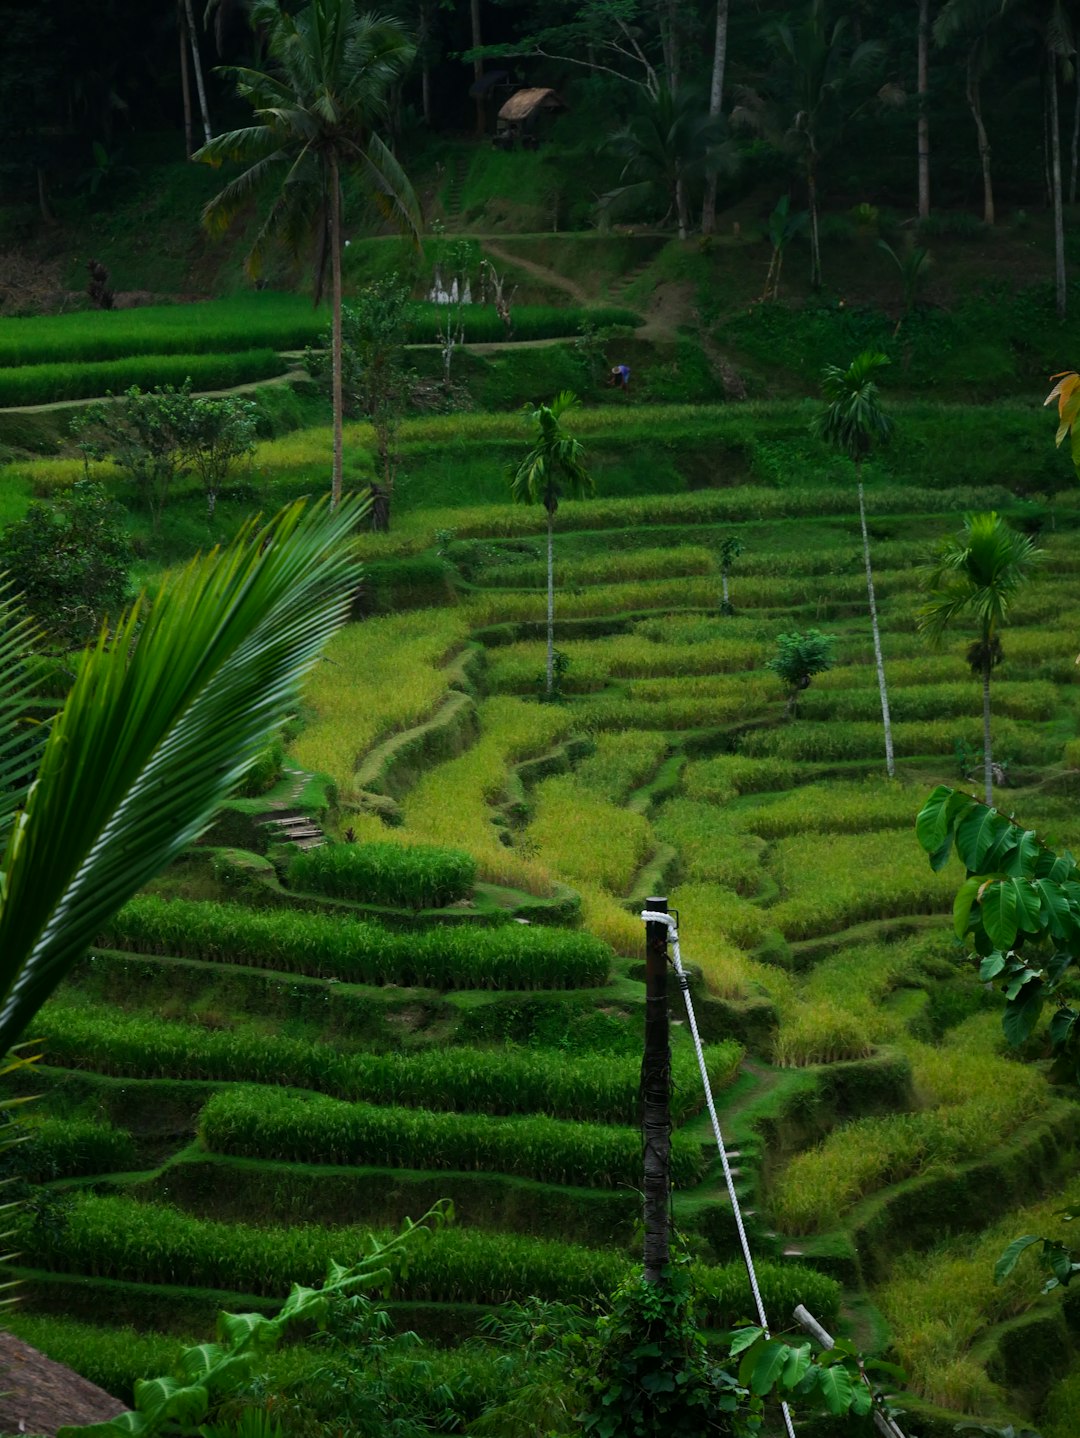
0,496,365,1054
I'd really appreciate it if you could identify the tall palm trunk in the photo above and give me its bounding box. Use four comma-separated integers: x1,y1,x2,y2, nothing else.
470,0,484,136
183,0,213,145
179,1,194,157
545,506,555,697
982,650,993,806
807,153,822,289
966,58,994,225
721,569,729,607
917,0,930,219
1049,50,1067,320
330,156,344,511
857,465,895,778
1071,76,1080,204
700,0,729,235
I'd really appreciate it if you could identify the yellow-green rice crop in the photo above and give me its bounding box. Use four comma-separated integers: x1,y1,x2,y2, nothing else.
770,1026,1046,1233
479,545,716,590
734,780,922,839
767,830,958,940
740,717,1058,765
654,801,766,895
289,610,469,800
878,1195,1064,1412
527,777,653,895
799,680,1059,724
575,732,670,802
682,755,800,805
666,883,796,1003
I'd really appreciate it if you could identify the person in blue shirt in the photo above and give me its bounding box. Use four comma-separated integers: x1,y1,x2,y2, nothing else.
609,364,631,391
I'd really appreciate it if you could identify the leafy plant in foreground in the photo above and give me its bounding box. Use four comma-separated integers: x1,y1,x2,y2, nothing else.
55,1202,452,1438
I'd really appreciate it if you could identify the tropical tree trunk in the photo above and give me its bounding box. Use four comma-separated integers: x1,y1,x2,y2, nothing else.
807,155,822,289
700,0,729,235
967,61,994,226
721,569,729,607
675,173,689,240
545,506,555,697
470,0,484,136
179,1,194,157
1049,51,1067,319
183,0,213,145
1071,76,1080,204
858,470,895,779
330,156,344,511
917,0,930,219
422,64,431,125
982,653,993,806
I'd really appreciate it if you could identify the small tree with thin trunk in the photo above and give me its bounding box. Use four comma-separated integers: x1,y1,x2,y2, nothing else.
767,629,835,717
811,350,896,778
919,512,1041,806
509,392,594,700
718,536,744,614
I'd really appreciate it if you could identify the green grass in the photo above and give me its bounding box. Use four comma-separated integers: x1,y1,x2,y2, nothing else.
287,841,476,909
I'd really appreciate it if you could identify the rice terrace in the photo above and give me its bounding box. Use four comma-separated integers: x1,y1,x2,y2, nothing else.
7,2,1080,1436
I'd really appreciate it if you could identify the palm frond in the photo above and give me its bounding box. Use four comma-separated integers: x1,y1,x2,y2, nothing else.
0,585,45,847
0,497,366,1054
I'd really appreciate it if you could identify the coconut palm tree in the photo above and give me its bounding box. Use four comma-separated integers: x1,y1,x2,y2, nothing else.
919,512,1041,805
811,350,896,778
734,0,886,288
600,85,738,239
509,392,594,699
196,0,421,509
0,496,364,1055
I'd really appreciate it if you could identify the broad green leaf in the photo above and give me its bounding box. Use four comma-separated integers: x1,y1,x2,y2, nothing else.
1013,878,1043,935
782,1343,812,1389
979,952,1007,980
816,1363,856,1415
1049,1007,1078,1051
995,1234,1043,1283
979,879,1018,951
751,1341,790,1396
1003,981,1044,1046
916,785,958,855
956,803,1006,872
1015,830,1042,877
1035,879,1073,941
729,1325,766,1358
954,876,983,938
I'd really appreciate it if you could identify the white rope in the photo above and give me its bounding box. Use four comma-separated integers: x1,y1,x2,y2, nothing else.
642,909,797,1438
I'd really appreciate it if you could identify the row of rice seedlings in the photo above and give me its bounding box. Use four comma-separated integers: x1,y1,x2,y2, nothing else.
739,717,1061,765
734,537,930,578
770,1017,1047,1233
21,1192,839,1323
477,545,716,590
484,645,610,695
466,568,917,628
0,1117,135,1184
574,732,671,804
289,610,470,801
0,296,638,366
682,755,801,805
766,830,959,941
653,800,767,896
482,634,767,694
38,1000,742,1124
799,679,1061,724
526,777,654,896
0,349,285,407
198,1087,707,1188
384,484,1018,552
877,1193,1065,1413
287,842,476,909
729,780,927,840
103,895,612,990
575,693,761,733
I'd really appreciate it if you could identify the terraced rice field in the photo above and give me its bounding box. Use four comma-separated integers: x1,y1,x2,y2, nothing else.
10,418,1080,1435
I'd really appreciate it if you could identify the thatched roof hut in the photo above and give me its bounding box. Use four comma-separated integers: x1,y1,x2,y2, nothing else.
497,88,565,125
0,1331,128,1437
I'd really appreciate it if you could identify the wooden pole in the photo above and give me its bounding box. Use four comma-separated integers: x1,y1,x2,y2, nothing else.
642,896,671,1283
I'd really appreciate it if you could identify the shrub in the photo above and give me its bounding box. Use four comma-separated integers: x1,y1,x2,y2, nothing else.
102,896,612,990
198,1086,707,1188
288,841,476,909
